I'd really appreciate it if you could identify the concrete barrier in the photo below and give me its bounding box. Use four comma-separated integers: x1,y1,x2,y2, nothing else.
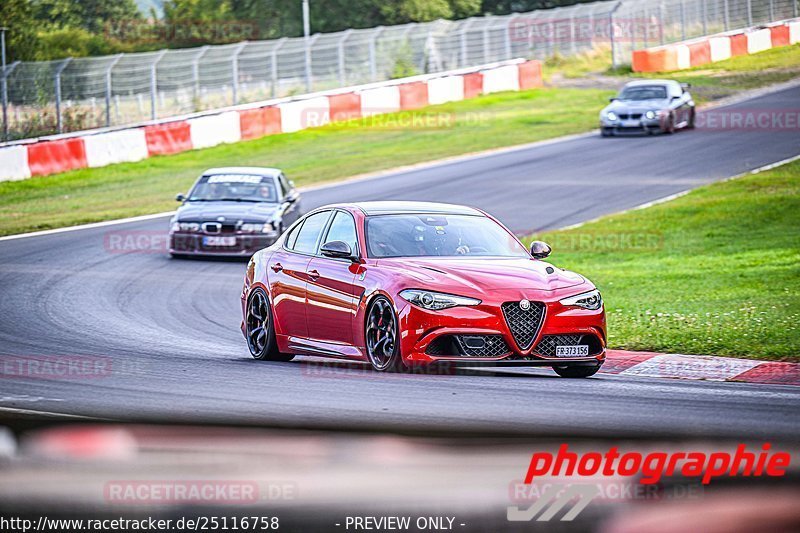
0,145,31,181
188,111,242,149
482,64,520,93
0,58,543,181
360,86,401,117
632,18,798,72
279,96,330,133
84,129,149,168
427,76,464,105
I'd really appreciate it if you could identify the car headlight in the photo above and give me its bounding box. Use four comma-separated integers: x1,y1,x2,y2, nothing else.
400,289,481,310
606,111,617,121
645,110,656,120
172,222,200,232
239,223,263,233
559,289,602,310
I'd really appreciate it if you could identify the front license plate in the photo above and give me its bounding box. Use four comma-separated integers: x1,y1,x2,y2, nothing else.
203,236,237,247
555,345,589,357
621,120,639,127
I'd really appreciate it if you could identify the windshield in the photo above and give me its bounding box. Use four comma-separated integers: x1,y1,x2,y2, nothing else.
619,85,667,100
366,214,529,258
188,174,278,202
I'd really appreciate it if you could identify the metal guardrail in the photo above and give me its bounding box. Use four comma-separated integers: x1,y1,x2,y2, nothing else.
1,0,796,141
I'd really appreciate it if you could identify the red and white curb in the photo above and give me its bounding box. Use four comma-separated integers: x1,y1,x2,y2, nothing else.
604,350,800,386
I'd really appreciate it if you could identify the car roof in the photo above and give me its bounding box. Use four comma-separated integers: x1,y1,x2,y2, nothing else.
329,201,483,216
202,167,282,177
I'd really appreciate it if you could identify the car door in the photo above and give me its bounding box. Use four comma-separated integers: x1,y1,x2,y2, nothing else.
305,210,362,346
268,210,332,340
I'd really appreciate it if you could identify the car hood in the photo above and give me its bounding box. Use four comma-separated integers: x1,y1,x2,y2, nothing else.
175,201,279,222
378,257,587,294
603,98,670,113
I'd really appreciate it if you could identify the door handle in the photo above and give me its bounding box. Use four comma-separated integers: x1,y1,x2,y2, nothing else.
307,269,320,281
271,263,283,273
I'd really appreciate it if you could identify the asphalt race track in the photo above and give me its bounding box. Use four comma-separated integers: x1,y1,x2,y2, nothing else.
1,85,799,439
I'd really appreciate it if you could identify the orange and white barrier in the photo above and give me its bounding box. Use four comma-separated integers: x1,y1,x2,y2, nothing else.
0,59,543,181
359,86,401,117
482,64,520,94
0,145,30,181
633,18,800,73
84,129,149,168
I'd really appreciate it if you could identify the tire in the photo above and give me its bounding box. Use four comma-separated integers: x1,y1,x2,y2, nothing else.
245,287,294,361
686,109,696,130
365,296,406,372
600,128,612,137
662,113,676,134
553,364,601,378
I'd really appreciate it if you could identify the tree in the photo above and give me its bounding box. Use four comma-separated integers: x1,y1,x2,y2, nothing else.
0,0,42,61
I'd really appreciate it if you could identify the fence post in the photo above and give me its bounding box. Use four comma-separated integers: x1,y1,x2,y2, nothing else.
337,30,352,86
482,20,491,62
231,42,247,105
54,58,72,134
505,15,518,59
270,38,287,98
570,14,577,55
192,46,209,111
369,27,384,81
150,50,166,120
460,19,474,67
610,2,622,70
702,0,707,35
769,0,774,21
659,1,666,45
747,0,753,26
2,61,19,142
723,0,729,30
680,0,686,41
105,54,123,128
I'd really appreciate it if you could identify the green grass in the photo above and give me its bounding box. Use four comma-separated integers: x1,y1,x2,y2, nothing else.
0,88,611,237
524,161,800,361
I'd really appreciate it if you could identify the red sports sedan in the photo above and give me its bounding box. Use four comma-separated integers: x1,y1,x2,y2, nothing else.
240,202,606,377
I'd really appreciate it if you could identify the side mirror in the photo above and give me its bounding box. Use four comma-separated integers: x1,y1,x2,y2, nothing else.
609,97,617,102
175,193,186,202
530,240,551,259
320,240,355,260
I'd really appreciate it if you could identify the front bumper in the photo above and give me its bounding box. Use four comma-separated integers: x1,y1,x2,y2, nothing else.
397,293,606,367
169,232,277,257
601,116,663,134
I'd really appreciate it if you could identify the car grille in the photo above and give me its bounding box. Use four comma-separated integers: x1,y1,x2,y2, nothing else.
618,113,642,120
426,335,511,358
501,301,545,350
533,334,602,357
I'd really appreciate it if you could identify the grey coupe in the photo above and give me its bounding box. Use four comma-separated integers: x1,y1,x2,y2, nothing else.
600,80,695,136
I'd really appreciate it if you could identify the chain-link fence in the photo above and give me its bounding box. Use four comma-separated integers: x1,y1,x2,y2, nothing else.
1,0,797,141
